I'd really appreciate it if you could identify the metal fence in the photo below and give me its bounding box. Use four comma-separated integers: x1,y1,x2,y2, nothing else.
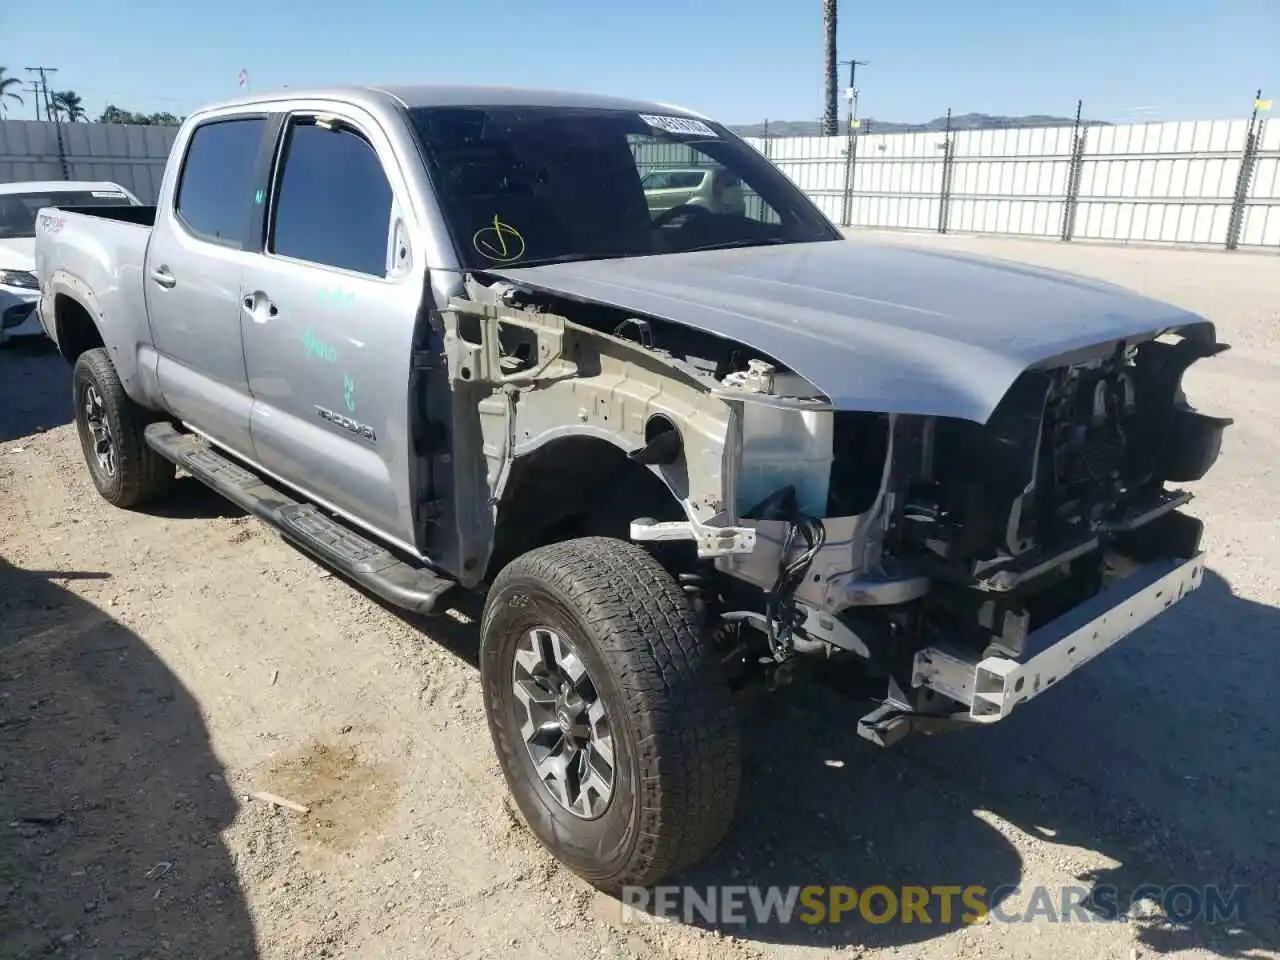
741,107,1279,251
0,119,178,203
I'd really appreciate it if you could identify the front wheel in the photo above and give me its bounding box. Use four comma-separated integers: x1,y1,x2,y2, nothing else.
72,348,174,508
480,536,741,893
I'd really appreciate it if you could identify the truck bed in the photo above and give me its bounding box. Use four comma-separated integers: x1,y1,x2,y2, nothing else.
53,204,158,228
34,205,156,377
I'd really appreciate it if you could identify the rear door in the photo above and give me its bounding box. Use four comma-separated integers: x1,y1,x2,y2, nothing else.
146,114,274,453
240,107,425,549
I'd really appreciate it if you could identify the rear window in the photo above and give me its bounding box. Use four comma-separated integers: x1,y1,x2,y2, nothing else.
175,116,265,247
0,190,133,239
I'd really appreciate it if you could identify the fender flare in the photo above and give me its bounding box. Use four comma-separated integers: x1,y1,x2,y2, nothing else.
45,271,108,355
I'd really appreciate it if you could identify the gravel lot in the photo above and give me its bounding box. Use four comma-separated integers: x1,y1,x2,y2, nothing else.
2,234,1277,960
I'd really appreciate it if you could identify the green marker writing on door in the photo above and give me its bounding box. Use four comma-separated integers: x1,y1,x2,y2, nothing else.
343,374,357,414
302,329,338,363
319,287,356,305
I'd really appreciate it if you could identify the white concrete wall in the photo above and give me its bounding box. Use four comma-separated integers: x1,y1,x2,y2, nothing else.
0,120,178,203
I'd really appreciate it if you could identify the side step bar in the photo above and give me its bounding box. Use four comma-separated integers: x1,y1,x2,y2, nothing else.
144,423,455,614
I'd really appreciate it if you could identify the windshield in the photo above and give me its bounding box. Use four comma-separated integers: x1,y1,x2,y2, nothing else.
0,189,134,239
407,105,839,269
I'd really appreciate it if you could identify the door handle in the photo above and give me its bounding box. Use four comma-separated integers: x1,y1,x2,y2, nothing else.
242,292,279,322
150,266,176,289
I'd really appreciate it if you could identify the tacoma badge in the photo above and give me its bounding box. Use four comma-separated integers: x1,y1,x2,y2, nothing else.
315,405,376,442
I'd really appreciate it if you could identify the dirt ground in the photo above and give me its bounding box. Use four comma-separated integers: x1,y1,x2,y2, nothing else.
2,234,1278,960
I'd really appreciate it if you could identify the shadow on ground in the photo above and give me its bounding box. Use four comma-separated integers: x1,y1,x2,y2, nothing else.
400,568,1277,954
150,477,248,521
656,567,1277,953
923,567,1277,957
0,558,259,959
0,339,70,443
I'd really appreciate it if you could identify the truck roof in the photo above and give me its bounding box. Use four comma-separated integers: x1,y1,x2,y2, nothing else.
193,84,712,122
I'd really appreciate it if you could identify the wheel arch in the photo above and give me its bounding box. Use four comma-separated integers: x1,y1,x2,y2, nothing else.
486,432,691,580
51,291,105,365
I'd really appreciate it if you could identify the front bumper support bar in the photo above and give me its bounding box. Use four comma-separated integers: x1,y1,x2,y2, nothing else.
911,552,1206,722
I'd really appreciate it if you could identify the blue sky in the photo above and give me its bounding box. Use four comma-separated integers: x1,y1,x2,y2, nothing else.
4,0,1276,125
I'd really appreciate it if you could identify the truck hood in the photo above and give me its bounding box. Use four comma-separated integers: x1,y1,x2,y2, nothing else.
0,238,36,271
487,238,1216,424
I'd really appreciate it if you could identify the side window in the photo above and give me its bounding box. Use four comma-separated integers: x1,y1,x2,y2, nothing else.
175,117,265,247
269,119,394,277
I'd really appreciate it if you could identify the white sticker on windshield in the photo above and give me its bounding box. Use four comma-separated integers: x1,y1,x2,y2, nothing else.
90,191,126,199
638,114,717,138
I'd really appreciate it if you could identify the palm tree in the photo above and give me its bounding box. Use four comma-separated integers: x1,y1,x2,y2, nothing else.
0,66,24,119
52,90,86,121
820,0,839,136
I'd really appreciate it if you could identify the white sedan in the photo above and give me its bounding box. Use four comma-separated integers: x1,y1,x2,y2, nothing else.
0,180,141,344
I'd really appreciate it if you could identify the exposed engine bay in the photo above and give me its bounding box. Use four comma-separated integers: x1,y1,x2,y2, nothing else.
440,272,1230,745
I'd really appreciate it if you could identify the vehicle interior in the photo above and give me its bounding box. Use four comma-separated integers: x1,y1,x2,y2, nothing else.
409,105,838,268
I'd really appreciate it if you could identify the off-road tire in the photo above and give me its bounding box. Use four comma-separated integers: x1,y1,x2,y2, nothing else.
480,536,741,893
72,348,174,508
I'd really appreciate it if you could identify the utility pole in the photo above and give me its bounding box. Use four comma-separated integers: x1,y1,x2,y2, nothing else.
24,81,43,121
838,59,868,228
839,59,869,130
24,66,58,121
26,65,70,181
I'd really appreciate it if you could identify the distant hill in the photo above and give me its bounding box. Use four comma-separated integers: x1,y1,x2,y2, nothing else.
728,113,1110,138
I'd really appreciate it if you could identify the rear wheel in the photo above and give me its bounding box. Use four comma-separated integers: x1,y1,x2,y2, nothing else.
72,348,174,508
480,536,741,893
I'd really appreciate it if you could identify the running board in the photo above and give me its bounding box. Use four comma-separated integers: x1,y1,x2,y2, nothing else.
144,423,455,614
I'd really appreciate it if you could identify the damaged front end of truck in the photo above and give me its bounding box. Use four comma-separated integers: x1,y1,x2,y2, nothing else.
437,261,1231,746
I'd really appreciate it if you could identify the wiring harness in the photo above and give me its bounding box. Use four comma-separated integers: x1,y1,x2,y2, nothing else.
764,514,827,662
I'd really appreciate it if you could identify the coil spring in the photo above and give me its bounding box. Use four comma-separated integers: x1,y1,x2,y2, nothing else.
677,571,706,602
677,567,714,625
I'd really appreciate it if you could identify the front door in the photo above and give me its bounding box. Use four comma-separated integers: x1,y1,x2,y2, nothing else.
148,114,269,454
241,109,425,550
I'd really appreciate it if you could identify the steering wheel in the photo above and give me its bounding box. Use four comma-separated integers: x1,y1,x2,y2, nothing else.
650,203,713,230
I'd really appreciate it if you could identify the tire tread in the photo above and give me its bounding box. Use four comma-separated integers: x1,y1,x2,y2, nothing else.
73,348,173,508
485,536,741,890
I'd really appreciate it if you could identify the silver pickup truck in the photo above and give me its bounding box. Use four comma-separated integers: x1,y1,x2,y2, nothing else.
34,84,1231,893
